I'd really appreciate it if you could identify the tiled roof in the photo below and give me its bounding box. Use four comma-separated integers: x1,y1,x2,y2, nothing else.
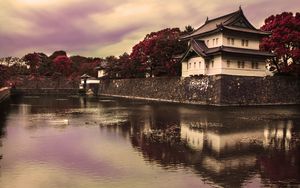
212,46,274,57
190,40,208,57
181,8,268,39
222,26,270,35
180,40,274,63
185,10,240,37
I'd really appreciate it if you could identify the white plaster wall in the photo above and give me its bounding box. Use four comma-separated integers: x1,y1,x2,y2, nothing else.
182,62,188,77
223,35,260,50
98,70,105,78
81,79,100,84
202,155,256,173
199,33,223,48
182,53,268,77
206,56,222,75
220,57,267,77
182,57,206,77
206,131,265,153
180,125,204,150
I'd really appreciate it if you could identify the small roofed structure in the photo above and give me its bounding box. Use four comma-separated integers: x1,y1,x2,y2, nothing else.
80,74,91,91
180,7,274,77
79,74,100,95
95,61,108,78
80,74,91,80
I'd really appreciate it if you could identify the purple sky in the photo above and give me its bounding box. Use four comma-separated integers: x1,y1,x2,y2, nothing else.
0,0,299,58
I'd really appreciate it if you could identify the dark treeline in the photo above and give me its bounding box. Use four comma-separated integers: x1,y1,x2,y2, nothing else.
0,27,192,87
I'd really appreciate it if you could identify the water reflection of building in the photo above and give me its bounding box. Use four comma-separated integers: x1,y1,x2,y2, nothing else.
181,119,299,186
263,120,293,150
127,107,300,187
53,101,299,187
181,120,294,153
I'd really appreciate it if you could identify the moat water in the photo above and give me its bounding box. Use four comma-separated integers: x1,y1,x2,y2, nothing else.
0,96,300,188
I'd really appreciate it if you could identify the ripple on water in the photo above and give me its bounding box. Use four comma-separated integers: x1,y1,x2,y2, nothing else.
55,98,69,101
23,96,40,99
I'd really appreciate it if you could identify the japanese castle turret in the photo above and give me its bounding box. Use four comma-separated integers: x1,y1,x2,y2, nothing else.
180,7,273,77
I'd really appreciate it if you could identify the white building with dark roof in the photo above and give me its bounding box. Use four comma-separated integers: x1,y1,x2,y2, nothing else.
180,7,273,77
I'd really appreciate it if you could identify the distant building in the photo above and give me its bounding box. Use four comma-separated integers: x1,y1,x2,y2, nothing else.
95,61,108,78
180,7,273,77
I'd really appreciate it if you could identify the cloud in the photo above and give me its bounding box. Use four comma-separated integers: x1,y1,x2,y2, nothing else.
0,0,299,58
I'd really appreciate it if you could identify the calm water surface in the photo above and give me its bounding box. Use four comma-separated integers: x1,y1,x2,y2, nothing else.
0,96,300,188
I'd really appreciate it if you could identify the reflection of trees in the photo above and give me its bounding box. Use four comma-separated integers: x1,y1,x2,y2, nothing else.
131,131,197,168
140,104,181,130
0,100,10,138
14,96,103,115
0,99,11,162
258,148,300,186
258,120,300,186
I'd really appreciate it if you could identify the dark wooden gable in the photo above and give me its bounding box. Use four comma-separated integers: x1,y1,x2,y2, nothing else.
227,11,257,30
180,39,209,63
186,49,199,59
232,18,248,28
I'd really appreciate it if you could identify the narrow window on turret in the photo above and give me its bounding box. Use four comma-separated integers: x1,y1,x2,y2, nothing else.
227,60,231,67
189,63,191,69
199,61,201,68
245,40,249,47
251,61,255,69
213,39,215,46
211,60,214,68
238,61,241,68
241,39,245,46
255,62,259,69
216,38,219,45
207,40,209,46
231,38,234,45
241,61,245,68
194,62,196,68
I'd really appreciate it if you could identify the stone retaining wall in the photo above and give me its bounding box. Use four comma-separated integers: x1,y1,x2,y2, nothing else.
99,77,221,105
219,75,300,105
15,76,79,89
98,75,300,106
12,76,80,95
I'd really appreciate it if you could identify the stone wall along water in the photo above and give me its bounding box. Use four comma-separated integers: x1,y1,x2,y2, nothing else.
98,75,300,106
12,76,80,95
219,75,300,105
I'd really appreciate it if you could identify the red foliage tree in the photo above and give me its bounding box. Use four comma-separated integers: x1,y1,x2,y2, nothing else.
53,55,72,76
260,12,300,74
130,28,187,77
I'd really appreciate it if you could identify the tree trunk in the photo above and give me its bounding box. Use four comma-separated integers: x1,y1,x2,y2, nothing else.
272,57,281,73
